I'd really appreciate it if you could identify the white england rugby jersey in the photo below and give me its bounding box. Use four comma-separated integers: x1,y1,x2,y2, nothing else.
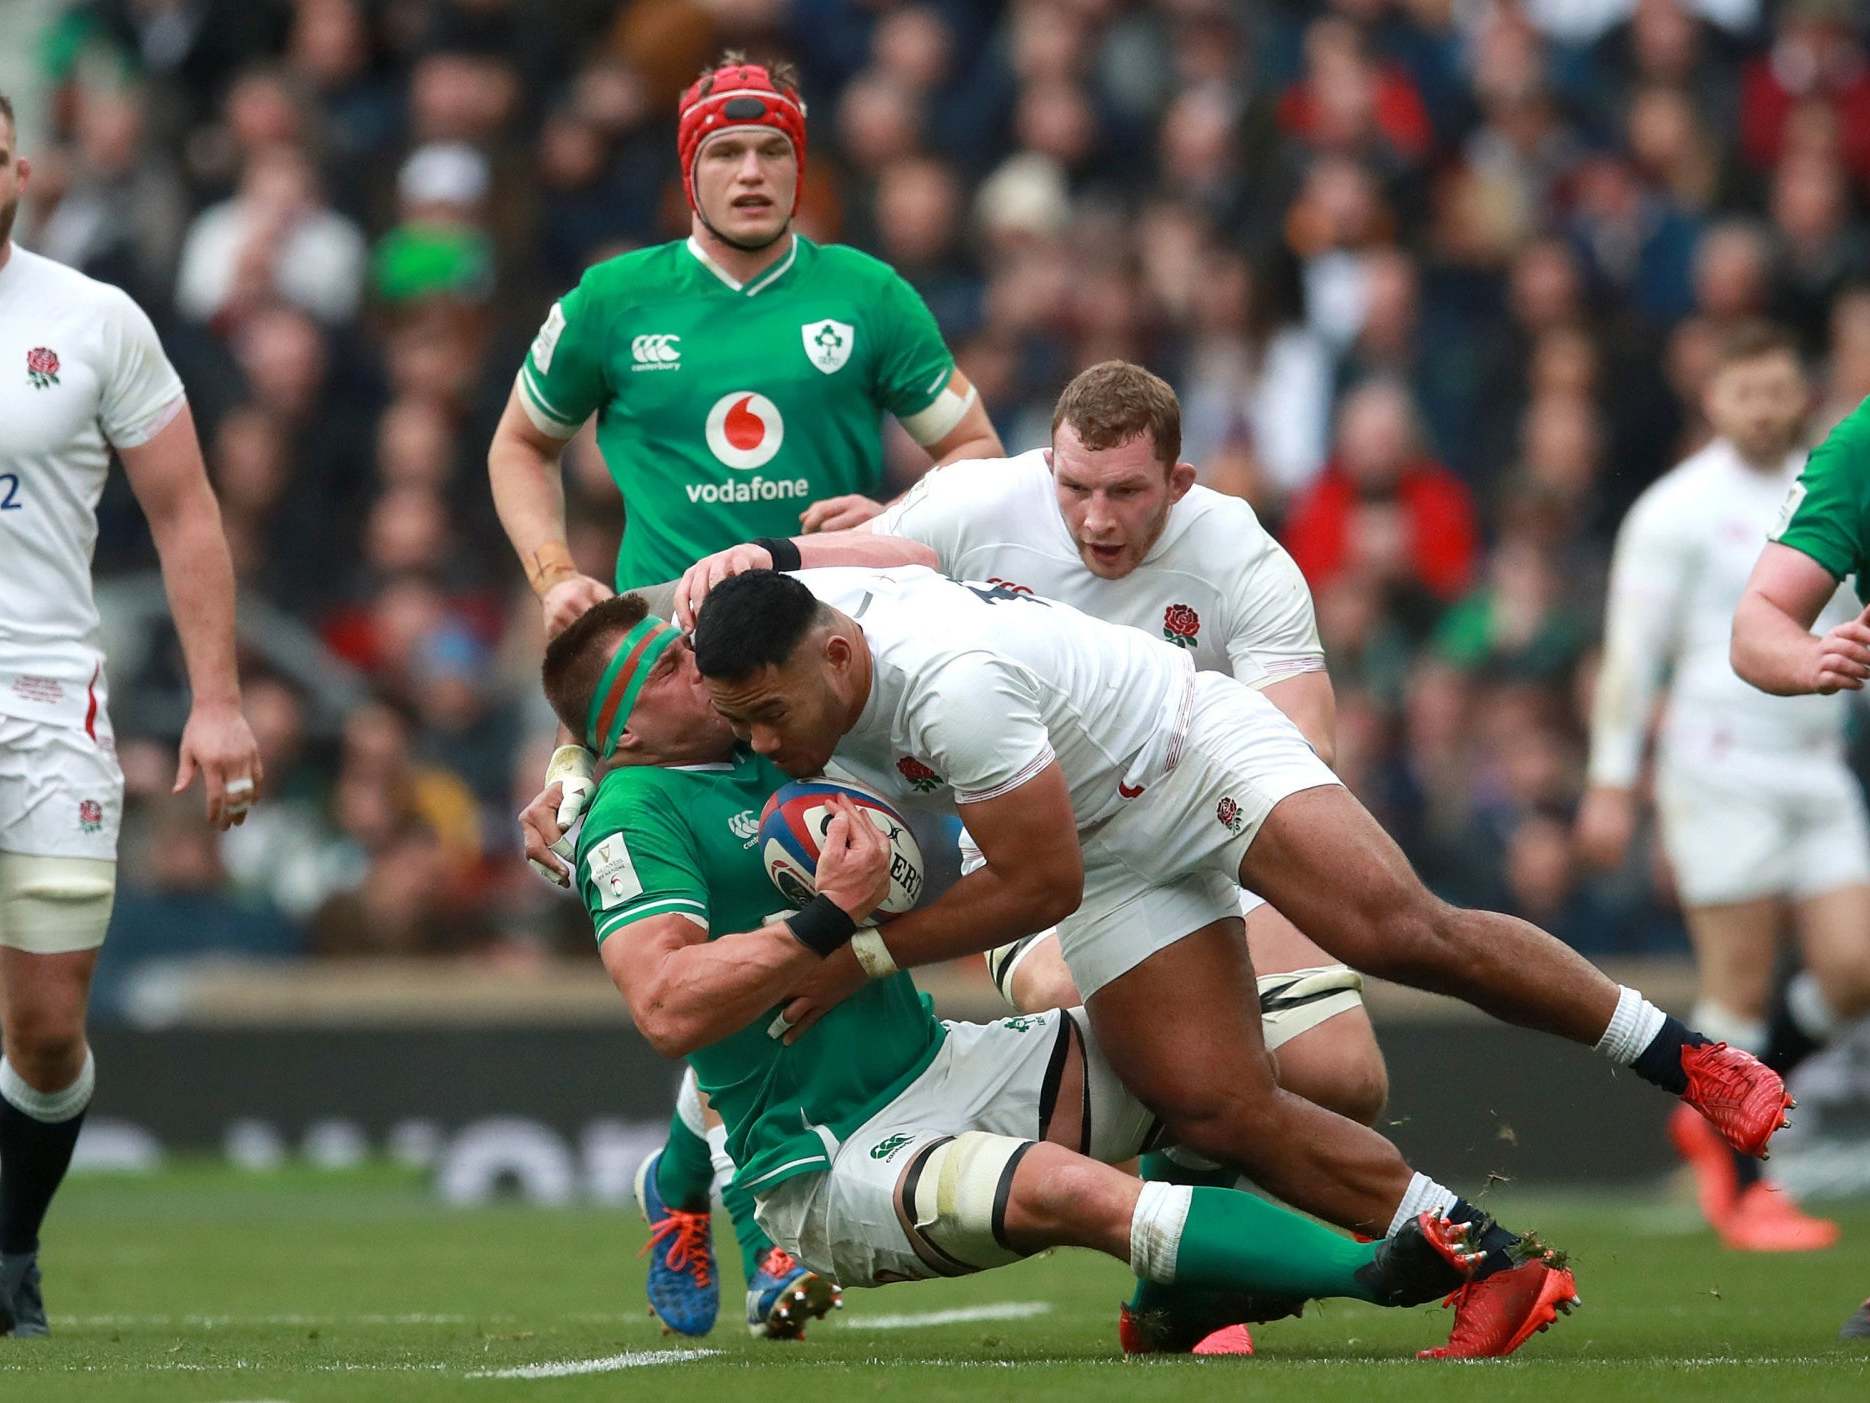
1589,436,1856,785
0,245,185,728
871,449,1323,688
794,566,1194,828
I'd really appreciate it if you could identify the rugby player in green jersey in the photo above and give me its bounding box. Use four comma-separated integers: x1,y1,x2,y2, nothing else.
539,595,1514,1354
485,53,1001,1338
1732,392,1870,1342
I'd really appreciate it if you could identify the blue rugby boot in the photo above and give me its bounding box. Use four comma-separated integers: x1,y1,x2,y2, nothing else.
634,1150,719,1336
746,1246,840,1340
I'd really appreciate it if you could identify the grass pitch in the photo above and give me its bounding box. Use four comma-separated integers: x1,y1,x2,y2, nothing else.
3,1164,1866,1402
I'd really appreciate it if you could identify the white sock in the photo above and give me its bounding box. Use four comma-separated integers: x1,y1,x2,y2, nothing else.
0,1051,95,1124
1594,985,1668,1066
1786,972,1839,1043
705,1122,734,1210
1691,999,1767,1054
1386,1171,1459,1240
674,1066,706,1137
1128,1181,1193,1284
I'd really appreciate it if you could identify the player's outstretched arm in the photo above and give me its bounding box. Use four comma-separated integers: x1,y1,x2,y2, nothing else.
602,799,891,1057
119,403,261,830
672,534,938,629
487,385,613,637
1732,543,1870,695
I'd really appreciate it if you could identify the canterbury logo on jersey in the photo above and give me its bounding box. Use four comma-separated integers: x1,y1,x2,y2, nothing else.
631,334,682,371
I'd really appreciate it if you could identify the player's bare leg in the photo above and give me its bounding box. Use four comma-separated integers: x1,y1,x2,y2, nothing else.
0,945,101,1339
1086,917,1416,1235
1238,787,1791,1157
1083,922,1575,1357
1000,910,1388,1126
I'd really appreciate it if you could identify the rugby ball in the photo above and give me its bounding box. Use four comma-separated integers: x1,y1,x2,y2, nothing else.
759,777,926,916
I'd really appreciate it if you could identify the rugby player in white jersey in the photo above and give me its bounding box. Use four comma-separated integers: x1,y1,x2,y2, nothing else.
682,549,1793,1351
675,362,1385,1350
0,96,260,1337
1581,322,1870,1253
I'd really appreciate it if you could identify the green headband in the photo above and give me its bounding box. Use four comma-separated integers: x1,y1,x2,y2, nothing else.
586,617,680,758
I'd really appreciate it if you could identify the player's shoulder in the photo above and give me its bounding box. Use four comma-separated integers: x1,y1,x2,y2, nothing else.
1170,484,1274,541
581,762,685,843
807,241,896,280
920,449,1051,503
11,246,140,318
1809,395,1870,469
567,240,685,301
1620,442,1733,532
806,240,919,297
1158,485,1281,574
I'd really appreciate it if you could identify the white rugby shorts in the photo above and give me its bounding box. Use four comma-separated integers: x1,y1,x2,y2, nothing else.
1655,748,1870,907
1054,671,1338,997
753,1008,1154,1288
0,713,123,862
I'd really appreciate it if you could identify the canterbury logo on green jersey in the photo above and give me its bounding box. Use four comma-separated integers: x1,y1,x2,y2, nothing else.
631,334,681,371
729,809,759,846
870,1132,913,1160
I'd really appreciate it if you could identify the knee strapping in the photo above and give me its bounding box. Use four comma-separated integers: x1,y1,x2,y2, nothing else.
904,1132,1033,1274
985,933,1048,1009
1257,965,1364,1052
0,855,116,954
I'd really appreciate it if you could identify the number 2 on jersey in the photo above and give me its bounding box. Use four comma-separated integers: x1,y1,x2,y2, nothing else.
0,474,21,510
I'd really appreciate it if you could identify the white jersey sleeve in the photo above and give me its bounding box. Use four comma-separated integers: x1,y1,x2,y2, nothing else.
870,458,1019,572
903,652,1056,804
97,287,186,449
1222,531,1324,688
1588,479,1697,787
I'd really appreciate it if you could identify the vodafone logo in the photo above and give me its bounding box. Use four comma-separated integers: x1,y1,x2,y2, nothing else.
705,391,784,470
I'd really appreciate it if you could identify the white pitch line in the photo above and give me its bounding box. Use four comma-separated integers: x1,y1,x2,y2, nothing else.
843,1301,1053,1330
66,1313,480,1327
466,1350,719,1379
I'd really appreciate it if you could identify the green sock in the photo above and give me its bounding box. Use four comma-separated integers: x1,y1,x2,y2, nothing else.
720,1172,776,1282
654,1109,715,1213
1165,1186,1383,1305
1127,1151,1244,1309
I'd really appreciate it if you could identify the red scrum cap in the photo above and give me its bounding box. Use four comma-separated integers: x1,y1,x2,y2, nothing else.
677,61,808,215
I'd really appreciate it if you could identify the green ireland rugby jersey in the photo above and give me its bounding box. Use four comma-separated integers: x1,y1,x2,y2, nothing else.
519,236,956,588
1774,396,1870,603
575,746,945,1193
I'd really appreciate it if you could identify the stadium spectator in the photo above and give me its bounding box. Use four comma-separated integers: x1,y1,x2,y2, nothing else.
1283,379,1479,611
174,141,366,327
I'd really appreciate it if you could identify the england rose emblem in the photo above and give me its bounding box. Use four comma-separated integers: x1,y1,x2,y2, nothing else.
78,799,103,834
896,756,943,793
26,346,60,389
1216,796,1242,833
1162,603,1200,648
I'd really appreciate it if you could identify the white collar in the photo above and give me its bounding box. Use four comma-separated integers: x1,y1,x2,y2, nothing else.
685,233,798,297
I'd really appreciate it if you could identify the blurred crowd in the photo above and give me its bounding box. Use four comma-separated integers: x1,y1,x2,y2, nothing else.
14,0,1870,1009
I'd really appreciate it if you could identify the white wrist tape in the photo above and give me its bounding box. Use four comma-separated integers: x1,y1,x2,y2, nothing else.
851,925,898,979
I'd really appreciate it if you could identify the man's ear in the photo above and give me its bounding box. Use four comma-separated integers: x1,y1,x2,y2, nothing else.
1169,460,1198,503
